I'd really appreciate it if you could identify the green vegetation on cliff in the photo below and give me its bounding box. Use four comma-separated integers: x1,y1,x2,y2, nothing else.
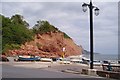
33,20,71,39
2,14,33,53
1,14,71,54
33,20,59,34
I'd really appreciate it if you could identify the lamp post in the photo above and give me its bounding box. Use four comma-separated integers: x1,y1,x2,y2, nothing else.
82,0,99,69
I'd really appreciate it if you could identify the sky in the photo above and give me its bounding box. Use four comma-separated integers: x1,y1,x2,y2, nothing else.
1,0,119,55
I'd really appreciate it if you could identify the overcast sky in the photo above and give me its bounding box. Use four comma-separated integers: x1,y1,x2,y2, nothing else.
1,0,118,55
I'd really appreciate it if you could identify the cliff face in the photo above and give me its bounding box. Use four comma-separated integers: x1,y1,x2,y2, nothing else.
7,32,82,58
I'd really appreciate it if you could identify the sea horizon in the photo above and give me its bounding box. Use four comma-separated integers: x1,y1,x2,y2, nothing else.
82,53,118,61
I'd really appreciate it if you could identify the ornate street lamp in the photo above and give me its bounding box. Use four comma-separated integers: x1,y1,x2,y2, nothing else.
94,7,100,16
82,3,88,12
82,0,99,69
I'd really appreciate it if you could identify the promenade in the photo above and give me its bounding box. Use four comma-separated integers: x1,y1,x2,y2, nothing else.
1,62,109,79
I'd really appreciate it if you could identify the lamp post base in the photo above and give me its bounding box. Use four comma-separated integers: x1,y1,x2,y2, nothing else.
82,69,98,76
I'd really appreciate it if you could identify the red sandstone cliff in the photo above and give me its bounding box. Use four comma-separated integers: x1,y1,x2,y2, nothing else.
7,32,82,58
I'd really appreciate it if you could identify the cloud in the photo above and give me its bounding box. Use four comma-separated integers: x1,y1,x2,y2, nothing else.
1,0,119,2
1,2,118,54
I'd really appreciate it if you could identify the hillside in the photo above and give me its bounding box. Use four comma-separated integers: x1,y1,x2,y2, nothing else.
7,32,82,58
2,14,82,58
82,49,100,54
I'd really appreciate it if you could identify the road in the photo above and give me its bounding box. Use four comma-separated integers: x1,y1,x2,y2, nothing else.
1,64,107,80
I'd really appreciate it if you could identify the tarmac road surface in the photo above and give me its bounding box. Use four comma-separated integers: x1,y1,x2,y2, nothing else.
1,64,108,80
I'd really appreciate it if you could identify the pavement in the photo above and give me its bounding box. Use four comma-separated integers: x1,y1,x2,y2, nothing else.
1,62,116,80
1,64,99,78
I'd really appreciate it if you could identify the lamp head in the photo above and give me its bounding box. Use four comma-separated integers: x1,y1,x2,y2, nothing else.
82,3,87,12
94,7,99,16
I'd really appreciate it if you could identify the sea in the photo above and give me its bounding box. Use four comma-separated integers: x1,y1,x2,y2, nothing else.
83,54,119,61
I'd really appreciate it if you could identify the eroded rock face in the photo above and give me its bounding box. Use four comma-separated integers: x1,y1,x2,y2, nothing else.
6,32,83,58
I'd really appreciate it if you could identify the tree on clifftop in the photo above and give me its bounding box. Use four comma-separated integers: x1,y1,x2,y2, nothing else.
33,20,71,39
33,20,59,34
2,14,33,53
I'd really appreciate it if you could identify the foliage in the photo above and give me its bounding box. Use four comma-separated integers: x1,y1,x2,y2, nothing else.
33,20,59,34
63,32,71,39
0,15,2,54
3,44,20,53
33,20,71,39
0,35,1,54
11,14,29,27
2,14,33,53
1,14,71,54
